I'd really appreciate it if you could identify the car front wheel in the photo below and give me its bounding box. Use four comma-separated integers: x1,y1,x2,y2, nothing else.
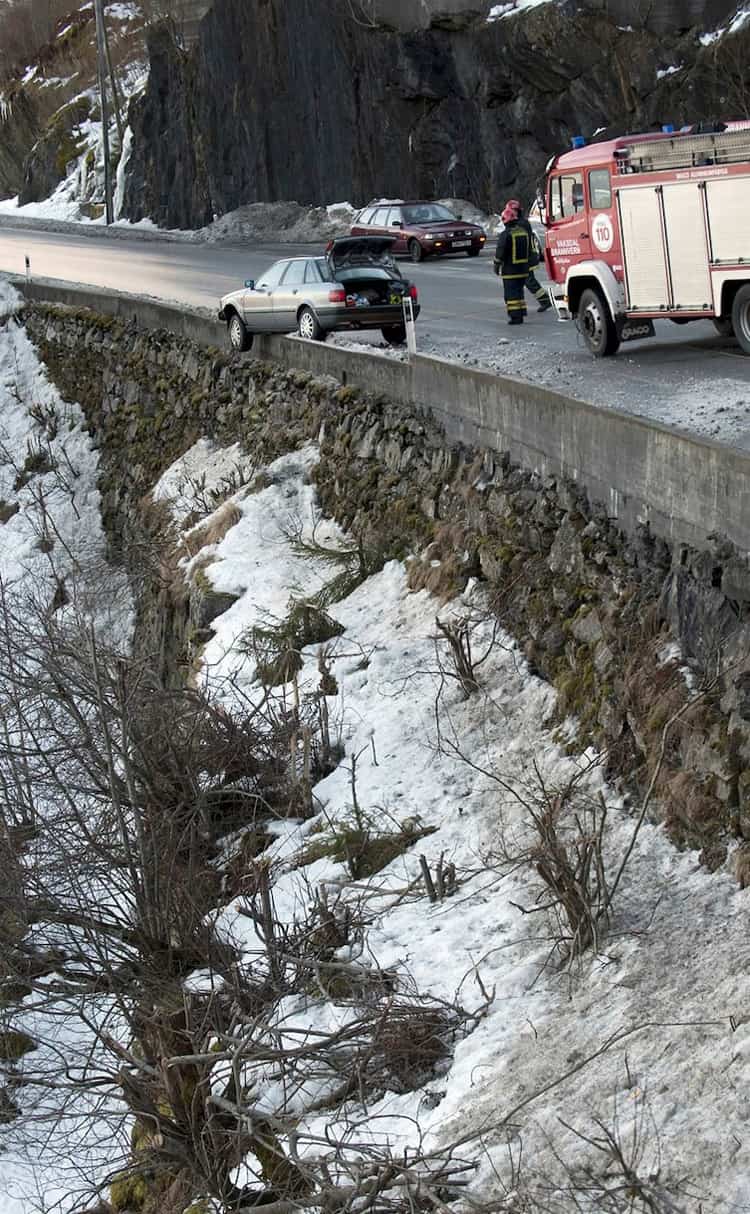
227,313,252,352
468,247,481,257
382,324,407,345
408,239,424,263
577,287,620,357
297,306,326,341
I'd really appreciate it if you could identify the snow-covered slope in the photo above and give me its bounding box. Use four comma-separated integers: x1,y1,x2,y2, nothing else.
1,292,749,1211
153,438,750,1212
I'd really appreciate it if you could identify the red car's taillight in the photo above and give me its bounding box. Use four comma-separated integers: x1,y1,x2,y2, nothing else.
409,284,418,301
328,289,346,303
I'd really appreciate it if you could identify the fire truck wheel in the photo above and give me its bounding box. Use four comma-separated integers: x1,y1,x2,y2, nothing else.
712,316,735,338
732,285,750,355
577,288,620,357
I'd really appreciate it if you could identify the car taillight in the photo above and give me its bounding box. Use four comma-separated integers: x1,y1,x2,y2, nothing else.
409,284,418,301
328,289,346,303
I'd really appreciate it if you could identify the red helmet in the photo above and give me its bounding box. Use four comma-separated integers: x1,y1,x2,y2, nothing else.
501,199,521,223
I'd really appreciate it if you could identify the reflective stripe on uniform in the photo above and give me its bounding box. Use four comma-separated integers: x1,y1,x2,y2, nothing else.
511,230,528,264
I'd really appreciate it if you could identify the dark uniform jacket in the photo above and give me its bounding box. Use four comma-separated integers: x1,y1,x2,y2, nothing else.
494,219,532,277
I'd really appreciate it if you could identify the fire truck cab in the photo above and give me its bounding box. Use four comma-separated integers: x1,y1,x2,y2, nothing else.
544,124,750,356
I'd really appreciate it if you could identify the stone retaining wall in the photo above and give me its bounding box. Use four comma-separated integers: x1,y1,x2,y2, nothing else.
15,276,750,560
21,301,750,877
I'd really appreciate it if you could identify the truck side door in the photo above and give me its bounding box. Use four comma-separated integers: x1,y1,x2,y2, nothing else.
545,172,591,280
586,168,621,275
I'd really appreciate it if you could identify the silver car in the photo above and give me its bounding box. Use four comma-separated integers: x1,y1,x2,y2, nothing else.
218,236,420,351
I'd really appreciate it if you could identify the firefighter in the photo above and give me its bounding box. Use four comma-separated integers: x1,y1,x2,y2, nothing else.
493,200,531,325
523,220,552,313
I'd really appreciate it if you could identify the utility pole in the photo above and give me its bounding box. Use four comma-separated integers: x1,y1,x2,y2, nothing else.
93,0,113,224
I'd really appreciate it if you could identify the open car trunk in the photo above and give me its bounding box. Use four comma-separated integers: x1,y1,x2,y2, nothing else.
338,275,407,308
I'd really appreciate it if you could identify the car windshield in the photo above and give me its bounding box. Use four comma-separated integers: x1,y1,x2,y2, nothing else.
402,204,456,224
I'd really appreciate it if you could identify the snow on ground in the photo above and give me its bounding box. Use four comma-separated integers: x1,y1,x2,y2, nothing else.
0,195,494,244
700,5,750,43
198,200,356,245
152,436,750,1209
0,279,133,1210
152,436,256,524
0,278,131,635
487,0,556,20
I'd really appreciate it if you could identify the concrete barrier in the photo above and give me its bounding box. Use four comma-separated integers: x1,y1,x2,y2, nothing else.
9,273,750,559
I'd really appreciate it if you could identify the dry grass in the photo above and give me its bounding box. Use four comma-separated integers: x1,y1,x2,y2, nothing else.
407,523,478,602
182,502,243,559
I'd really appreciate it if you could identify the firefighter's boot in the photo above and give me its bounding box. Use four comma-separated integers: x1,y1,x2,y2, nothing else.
537,297,553,313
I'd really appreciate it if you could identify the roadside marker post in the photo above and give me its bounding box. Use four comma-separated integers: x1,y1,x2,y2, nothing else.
403,296,417,357
24,256,30,283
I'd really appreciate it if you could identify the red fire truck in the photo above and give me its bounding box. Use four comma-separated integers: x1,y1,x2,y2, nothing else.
543,123,750,356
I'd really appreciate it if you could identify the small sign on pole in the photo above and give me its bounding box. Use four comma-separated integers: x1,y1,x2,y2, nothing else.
25,255,30,283
402,296,417,356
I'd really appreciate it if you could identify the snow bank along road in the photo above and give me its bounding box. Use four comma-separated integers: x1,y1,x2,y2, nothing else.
2,222,750,448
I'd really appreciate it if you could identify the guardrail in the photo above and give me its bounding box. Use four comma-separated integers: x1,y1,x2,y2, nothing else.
10,273,750,558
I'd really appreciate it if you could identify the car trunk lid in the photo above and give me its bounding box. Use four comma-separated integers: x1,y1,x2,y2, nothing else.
326,236,396,269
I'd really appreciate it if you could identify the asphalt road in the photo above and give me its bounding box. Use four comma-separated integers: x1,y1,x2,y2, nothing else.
2,222,750,447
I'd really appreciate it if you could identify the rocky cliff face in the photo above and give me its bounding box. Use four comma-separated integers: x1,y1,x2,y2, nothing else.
376,0,736,32
122,0,750,230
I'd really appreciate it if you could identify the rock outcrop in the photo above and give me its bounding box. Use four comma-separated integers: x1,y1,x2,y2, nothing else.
123,0,750,230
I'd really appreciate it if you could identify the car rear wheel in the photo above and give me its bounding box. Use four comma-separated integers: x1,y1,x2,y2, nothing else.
408,239,424,263
382,324,407,345
297,306,326,341
577,287,620,357
227,312,252,352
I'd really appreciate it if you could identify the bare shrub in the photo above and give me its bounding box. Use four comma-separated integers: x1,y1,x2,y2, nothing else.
497,1074,700,1213
0,585,482,1211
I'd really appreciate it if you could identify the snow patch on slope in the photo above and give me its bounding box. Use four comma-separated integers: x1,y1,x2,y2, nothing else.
155,435,750,1209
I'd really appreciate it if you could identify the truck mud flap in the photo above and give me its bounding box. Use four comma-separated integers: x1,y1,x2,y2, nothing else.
618,318,655,343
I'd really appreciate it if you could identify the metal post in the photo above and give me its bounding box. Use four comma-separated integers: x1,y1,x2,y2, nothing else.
93,0,113,225
403,296,417,357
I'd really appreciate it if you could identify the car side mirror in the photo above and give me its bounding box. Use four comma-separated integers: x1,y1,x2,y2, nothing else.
457,214,463,220
244,279,255,289
392,220,402,228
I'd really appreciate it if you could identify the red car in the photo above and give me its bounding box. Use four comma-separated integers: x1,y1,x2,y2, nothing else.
350,201,487,262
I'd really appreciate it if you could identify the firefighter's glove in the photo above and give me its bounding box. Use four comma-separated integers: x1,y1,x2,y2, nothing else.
492,260,500,276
